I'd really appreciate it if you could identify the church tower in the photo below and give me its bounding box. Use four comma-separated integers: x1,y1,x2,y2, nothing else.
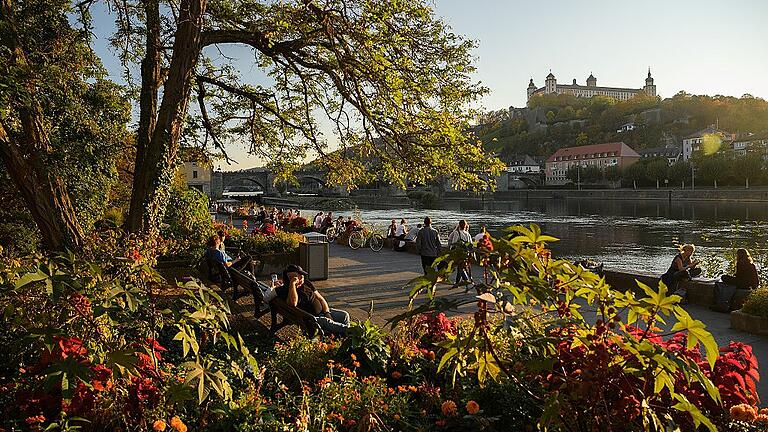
643,68,656,97
545,71,557,94
527,78,537,100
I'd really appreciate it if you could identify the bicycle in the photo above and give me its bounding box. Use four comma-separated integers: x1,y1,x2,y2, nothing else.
348,227,384,251
325,221,344,242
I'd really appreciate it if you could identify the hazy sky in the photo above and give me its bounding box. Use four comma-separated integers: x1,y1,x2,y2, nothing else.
89,0,768,169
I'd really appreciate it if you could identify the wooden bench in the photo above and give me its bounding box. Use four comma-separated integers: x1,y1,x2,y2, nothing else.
228,267,322,338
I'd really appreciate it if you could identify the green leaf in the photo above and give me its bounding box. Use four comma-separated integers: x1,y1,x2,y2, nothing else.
671,308,719,368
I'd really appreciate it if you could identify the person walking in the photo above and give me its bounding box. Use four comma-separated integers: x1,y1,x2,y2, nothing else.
416,217,441,274
447,220,472,284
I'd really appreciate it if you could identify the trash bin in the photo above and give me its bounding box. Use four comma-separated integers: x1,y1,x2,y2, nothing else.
299,232,329,280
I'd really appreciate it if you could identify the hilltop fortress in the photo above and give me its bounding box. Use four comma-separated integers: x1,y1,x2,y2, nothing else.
527,69,657,102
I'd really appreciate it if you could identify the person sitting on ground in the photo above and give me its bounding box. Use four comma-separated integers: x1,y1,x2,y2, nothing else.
722,248,760,290
474,225,488,242
395,219,408,240
276,264,350,336
405,223,422,241
711,248,760,312
661,244,702,297
260,218,277,236
386,219,398,238
344,216,359,234
313,212,325,231
321,212,334,233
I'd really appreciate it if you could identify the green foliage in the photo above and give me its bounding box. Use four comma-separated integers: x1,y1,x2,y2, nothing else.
407,190,440,209
162,180,214,249
337,319,391,375
0,252,256,429
233,230,303,257
741,288,768,318
404,223,732,430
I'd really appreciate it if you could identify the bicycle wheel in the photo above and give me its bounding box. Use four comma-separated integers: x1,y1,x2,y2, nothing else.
326,226,337,242
369,234,384,252
349,230,365,249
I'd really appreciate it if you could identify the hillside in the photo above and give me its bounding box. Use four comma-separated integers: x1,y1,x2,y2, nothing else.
475,92,768,162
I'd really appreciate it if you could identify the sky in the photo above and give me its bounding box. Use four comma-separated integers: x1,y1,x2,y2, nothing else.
88,0,768,170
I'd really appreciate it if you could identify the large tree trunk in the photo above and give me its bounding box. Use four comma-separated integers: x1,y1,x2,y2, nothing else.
0,0,85,251
0,123,85,251
127,0,207,235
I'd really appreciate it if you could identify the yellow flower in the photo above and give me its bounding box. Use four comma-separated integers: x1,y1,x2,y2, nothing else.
466,400,480,415
170,416,187,432
153,420,167,431
441,400,458,417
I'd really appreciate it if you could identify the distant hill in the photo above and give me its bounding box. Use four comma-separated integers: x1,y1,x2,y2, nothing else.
475,92,768,162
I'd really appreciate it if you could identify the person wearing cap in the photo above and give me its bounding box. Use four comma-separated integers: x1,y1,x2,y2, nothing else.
276,264,350,336
416,217,441,274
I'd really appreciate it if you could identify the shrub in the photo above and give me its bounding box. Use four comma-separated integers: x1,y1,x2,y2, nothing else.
237,230,303,256
741,287,768,318
162,181,214,249
0,253,256,430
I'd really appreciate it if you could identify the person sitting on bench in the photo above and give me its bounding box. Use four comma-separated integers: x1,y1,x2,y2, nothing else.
206,235,258,298
661,244,702,299
276,264,350,336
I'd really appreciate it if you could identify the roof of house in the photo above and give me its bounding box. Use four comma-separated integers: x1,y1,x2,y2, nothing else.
546,142,640,163
507,155,539,166
684,126,729,139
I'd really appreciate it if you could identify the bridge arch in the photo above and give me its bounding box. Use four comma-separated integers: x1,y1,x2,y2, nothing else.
224,177,267,192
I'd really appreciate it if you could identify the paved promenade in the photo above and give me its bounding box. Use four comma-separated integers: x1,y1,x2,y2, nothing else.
232,242,768,401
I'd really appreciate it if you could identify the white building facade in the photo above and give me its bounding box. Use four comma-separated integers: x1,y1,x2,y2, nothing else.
528,69,657,102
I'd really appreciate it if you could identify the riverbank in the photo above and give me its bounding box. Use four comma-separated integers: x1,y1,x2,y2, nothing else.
483,187,768,203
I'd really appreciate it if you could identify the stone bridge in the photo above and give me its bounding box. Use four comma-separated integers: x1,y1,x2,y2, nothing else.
211,168,340,199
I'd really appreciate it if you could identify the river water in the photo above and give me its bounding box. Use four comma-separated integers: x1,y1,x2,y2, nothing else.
313,199,768,277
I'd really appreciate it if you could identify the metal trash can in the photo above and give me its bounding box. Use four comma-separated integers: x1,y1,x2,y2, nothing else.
299,232,329,280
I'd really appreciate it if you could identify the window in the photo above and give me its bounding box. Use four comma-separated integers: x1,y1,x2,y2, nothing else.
192,170,198,179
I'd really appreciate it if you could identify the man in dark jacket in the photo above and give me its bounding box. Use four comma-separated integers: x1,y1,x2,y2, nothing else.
415,217,441,274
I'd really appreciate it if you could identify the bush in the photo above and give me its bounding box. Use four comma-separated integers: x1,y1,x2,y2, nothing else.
236,230,303,256
0,253,256,430
161,182,214,257
741,287,768,317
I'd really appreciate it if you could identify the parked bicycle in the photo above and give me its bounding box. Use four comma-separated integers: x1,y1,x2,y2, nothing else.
348,227,384,251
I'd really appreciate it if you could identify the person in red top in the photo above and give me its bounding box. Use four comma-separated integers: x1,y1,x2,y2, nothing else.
260,219,277,236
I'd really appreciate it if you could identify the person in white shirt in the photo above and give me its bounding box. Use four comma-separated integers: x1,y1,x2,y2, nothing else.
405,224,422,241
474,225,488,242
395,219,408,238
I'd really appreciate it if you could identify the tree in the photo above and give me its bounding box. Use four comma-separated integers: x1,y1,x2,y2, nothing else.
116,0,503,235
575,132,589,146
669,160,691,187
694,154,729,188
733,154,765,188
645,158,669,188
0,0,129,250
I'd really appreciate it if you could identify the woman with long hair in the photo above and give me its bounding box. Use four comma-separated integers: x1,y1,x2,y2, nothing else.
722,248,760,290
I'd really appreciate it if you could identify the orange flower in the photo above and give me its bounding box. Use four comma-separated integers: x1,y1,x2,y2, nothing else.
466,400,480,415
353,361,361,368
426,351,436,361
758,414,768,422
393,414,401,421
731,404,758,422
441,400,458,417
153,420,167,431
350,353,357,361
391,371,402,379
169,416,187,432
761,408,768,416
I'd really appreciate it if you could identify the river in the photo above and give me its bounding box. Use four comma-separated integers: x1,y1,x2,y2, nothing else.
310,199,768,277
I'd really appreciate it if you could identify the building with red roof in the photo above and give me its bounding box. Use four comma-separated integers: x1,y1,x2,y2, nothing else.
545,142,640,185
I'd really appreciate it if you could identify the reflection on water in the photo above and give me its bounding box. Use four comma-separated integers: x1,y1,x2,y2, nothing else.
323,199,768,275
